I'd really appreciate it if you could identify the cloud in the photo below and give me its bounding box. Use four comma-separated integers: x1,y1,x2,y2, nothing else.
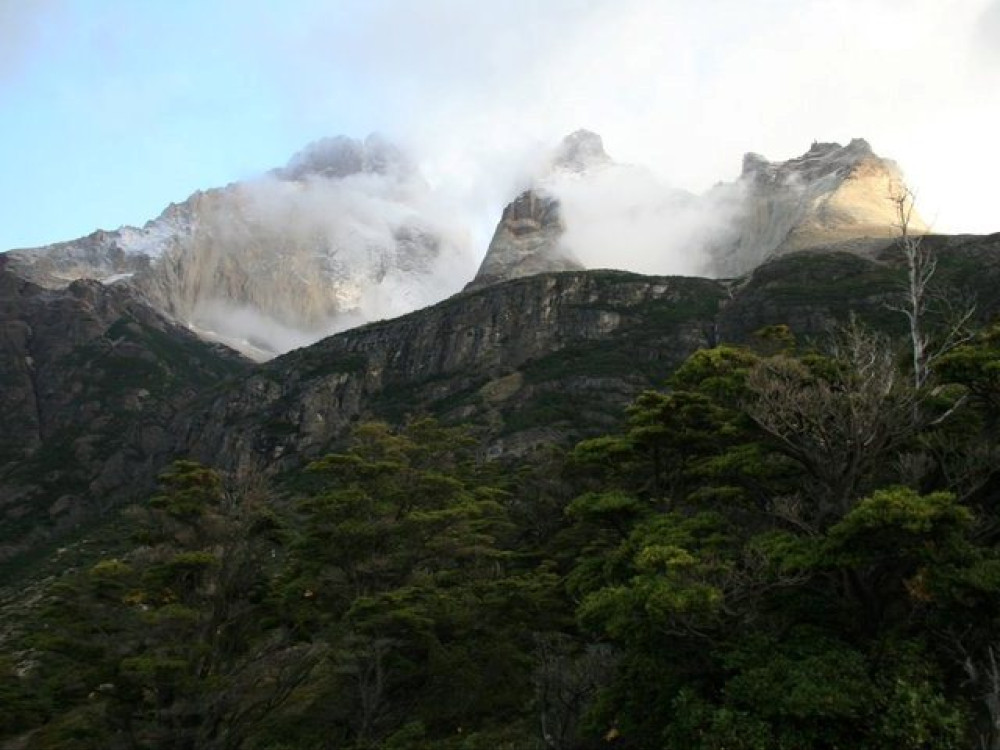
977,0,1000,59
542,161,731,277
272,0,1000,236
169,140,478,357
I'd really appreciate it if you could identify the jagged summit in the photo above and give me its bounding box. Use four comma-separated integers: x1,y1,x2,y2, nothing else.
276,133,413,181
740,138,874,183
551,129,611,173
708,138,926,276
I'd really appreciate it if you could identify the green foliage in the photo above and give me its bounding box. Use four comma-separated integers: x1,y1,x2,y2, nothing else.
8,323,1000,749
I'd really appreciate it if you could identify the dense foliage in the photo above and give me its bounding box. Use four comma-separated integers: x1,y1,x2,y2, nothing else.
4,321,1000,749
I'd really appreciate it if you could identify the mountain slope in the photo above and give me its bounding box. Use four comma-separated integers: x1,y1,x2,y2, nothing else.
0,260,248,566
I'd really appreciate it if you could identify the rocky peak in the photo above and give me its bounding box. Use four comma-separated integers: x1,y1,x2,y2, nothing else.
739,138,877,186
277,133,412,181
465,189,579,291
466,130,611,290
710,138,925,276
552,129,611,173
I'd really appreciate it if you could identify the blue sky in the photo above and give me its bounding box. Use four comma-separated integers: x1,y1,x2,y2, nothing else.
2,0,998,251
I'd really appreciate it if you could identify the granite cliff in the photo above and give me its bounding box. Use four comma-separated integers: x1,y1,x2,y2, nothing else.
707,138,928,276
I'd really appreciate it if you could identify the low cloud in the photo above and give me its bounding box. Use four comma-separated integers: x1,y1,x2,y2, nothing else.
543,162,741,278
167,140,478,357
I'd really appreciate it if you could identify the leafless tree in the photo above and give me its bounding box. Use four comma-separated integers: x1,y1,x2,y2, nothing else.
887,184,975,390
954,639,1000,750
335,634,396,744
745,320,918,525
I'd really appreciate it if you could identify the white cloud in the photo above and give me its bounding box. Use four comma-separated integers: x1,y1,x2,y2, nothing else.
290,0,999,236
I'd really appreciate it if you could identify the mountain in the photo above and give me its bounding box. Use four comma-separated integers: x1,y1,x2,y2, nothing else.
3,132,924,356
469,135,921,290
3,229,1000,747
4,134,473,360
467,129,612,290
707,138,928,276
5,229,999,575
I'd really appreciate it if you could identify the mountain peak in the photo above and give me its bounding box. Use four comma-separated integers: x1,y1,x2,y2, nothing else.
740,138,879,182
552,129,611,172
713,137,925,275
278,133,412,181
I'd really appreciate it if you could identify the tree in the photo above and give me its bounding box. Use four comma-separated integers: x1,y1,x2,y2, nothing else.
744,321,919,526
888,184,974,390
20,461,313,750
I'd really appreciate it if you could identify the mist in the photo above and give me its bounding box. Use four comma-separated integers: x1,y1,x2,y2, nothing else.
169,140,480,358
2,0,998,358
539,159,742,278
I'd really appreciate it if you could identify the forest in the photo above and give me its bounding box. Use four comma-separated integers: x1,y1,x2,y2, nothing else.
4,304,1000,750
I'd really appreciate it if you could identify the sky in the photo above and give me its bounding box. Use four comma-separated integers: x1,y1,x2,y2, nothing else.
1,0,998,253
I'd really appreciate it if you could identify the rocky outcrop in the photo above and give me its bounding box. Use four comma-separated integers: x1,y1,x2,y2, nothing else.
466,130,614,290
4,135,468,359
708,139,927,276
466,190,581,290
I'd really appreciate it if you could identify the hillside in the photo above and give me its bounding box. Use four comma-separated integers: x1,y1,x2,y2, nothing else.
3,234,998,581
2,232,1000,748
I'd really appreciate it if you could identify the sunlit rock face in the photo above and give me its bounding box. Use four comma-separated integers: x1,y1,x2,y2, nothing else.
707,139,927,276
5,135,474,359
469,135,926,289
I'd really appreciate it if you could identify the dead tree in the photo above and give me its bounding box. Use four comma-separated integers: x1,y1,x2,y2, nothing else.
887,184,975,390
745,320,918,525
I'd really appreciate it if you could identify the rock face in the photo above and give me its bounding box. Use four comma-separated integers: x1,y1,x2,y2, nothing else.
5,134,470,359
708,139,927,276
466,130,613,290
466,190,581,290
